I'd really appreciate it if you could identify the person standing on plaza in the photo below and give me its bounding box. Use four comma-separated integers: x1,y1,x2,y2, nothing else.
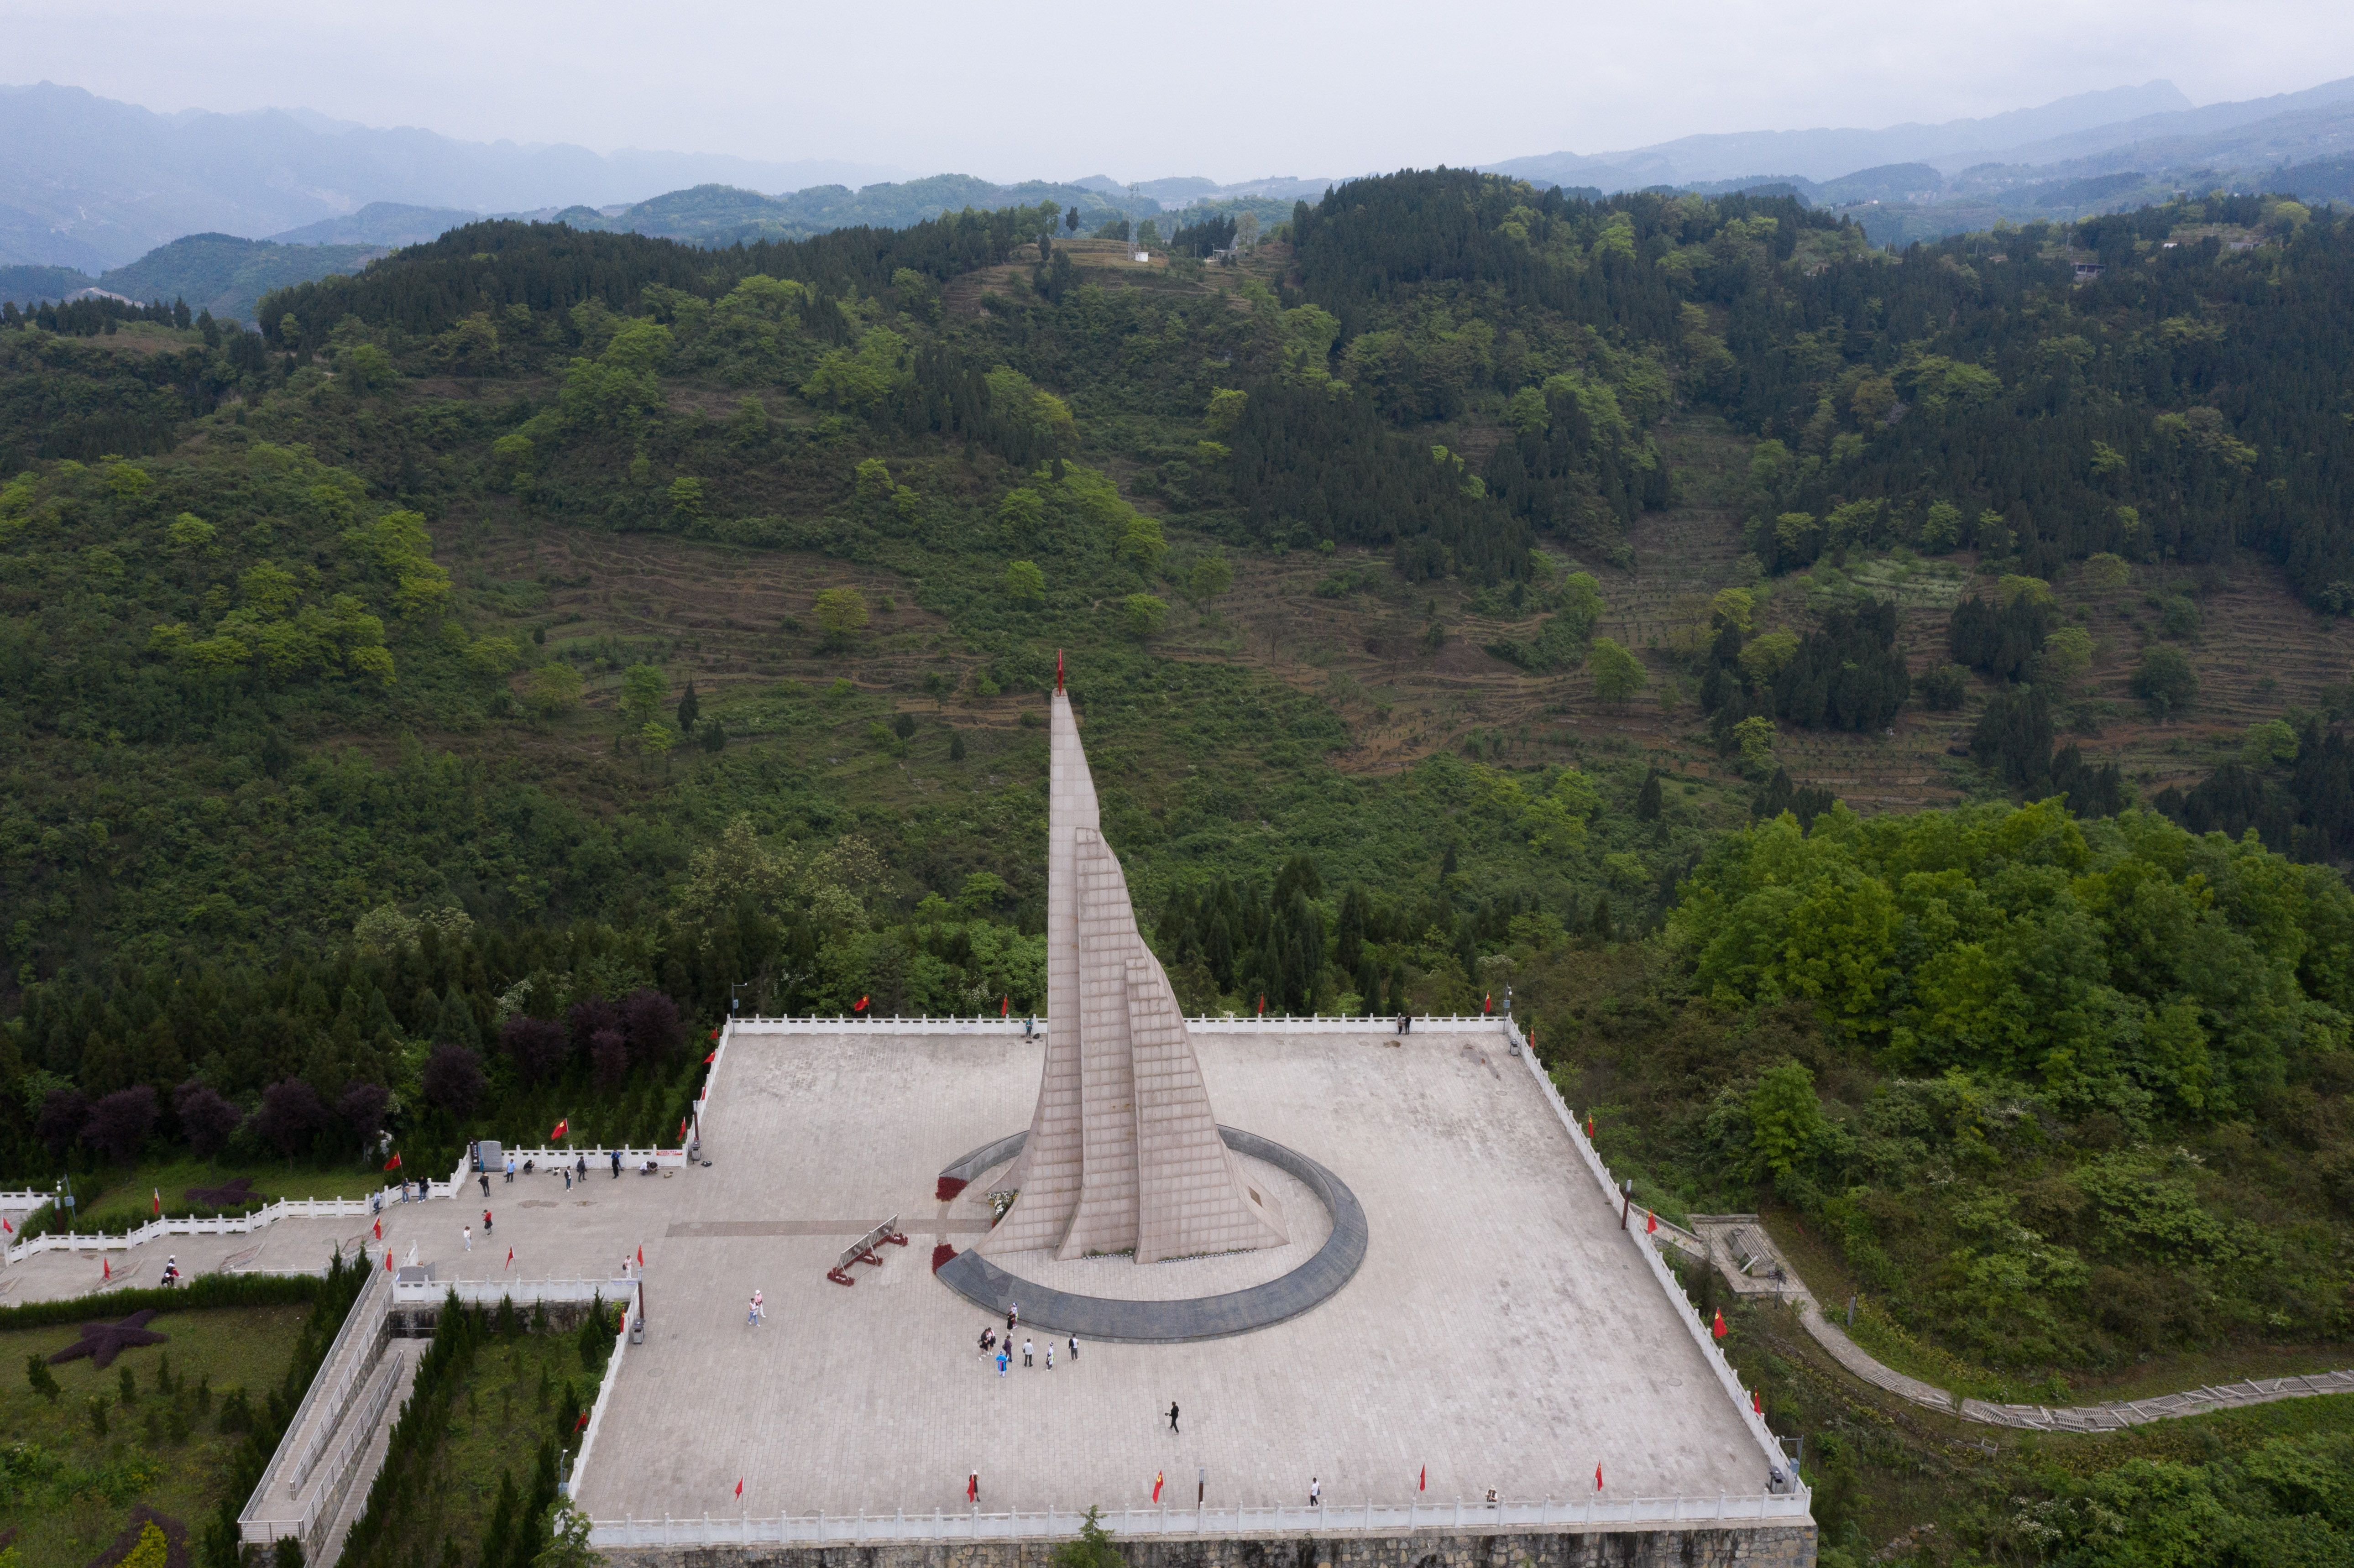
1022,1338,1033,1367
1068,1333,1078,1362
462,1224,471,1252
506,1155,516,1184
1309,1478,1320,1507
479,1171,490,1198
1045,1343,1054,1370
483,1207,493,1235
1167,1401,1179,1434
996,1348,1008,1377
748,1290,764,1326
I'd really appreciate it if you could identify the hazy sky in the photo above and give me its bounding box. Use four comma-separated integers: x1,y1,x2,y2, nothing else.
19,0,2354,181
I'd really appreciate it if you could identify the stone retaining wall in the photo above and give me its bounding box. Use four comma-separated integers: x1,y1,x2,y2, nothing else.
599,1525,1816,1568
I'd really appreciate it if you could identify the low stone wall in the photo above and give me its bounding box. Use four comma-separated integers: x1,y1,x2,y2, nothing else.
598,1526,1816,1568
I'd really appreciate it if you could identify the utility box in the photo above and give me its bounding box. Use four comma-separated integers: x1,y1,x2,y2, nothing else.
475,1139,502,1174
630,1313,645,1345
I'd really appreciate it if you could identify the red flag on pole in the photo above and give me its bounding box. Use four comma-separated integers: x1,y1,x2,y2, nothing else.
968,1473,978,1502
1000,996,1008,1017
1585,1113,1595,1138
1056,648,1064,691
1257,994,1266,1015
704,1051,715,1064
374,1218,382,1240
1712,1309,1727,1340
504,1248,513,1269
679,1117,688,1141
103,1257,112,1281
384,1152,402,1171
1752,1388,1763,1413
2,1217,12,1233
1645,1211,1657,1235
1483,994,1491,1014
709,1028,719,1040
637,1245,644,1268
153,1186,162,1215
854,996,869,1013
735,1479,744,1500
575,1411,590,1430
384,1249,393,1271
1595,1464,1604,1492
551,1118,568,1141
1418,1465,1426,1492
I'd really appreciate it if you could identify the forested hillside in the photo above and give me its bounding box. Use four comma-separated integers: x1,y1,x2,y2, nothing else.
6,168,2354,1566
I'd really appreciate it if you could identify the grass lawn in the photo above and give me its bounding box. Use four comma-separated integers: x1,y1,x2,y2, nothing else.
0,1303,310,1567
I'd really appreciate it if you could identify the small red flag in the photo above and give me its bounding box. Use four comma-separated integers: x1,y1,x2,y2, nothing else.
735,1478,744,1500
1257,994,1266,1015
505,1248,514,1269
1712,1308,1727,1340
1000,996,1008,1017
1645,1211,1656,1235
709,1028,719,1040
1752,1388,1763,1413
384,1152,402,1171
103,1257,112,1281
2,1217,12,1233
1152,1471,1163,1502
374,1218,382,1240
968,1473,978,1501
679,1116,688,1141
854,995,869,1013
704,1051,715,1064
1056,648,1064,690
1585,1113,1594,1138
637,1245,644,1267
551,1118,568,1141
1595,1463,1603,1492
575,1411,590,1430
153,1186,162,1215
384,1249,393,1271
1483,994,1491,1014
1418,1465,1425,1491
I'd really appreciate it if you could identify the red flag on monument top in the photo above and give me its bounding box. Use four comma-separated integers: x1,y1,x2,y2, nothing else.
854,996,869,1013
383,1152,402,1171
551,1118,568,1141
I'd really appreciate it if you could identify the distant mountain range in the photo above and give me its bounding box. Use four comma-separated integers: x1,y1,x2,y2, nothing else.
8,72,2354,311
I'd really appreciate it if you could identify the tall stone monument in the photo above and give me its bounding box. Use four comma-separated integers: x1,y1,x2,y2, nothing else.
982,669,1288,1265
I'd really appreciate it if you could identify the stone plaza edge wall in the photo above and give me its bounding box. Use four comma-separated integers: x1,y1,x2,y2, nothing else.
598,1524,1817,1568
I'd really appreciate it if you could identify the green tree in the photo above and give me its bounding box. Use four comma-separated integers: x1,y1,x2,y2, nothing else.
1052,1508,1120,1568
1204,388,1248,434
1121,593,1168,640
619,664,666,729
2040,624,2094,688
526,663,583,718
815,587,870,648
1586,638,1646,706
25,1352,60,1402
675,680,701,735
1004,560,1046,607
1185,553,1234,610
1747,1061,1828,1179
2131,646,2197,720
667,476,705,521
641,721,678,774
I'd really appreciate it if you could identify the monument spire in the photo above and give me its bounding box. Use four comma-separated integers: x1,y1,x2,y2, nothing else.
983,678,1287,1264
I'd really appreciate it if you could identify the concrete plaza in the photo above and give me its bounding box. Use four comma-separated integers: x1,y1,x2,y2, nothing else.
573,1023,1769,1524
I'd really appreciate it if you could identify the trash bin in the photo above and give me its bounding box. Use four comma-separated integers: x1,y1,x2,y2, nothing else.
630,1314,645,1345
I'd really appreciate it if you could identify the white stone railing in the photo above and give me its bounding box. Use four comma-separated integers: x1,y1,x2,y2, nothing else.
587,1490,1813,1547
1515,1028,1798,1490
719,1013,1521,1034
241,1268,391,1543
395,1274,636,1309
0,1190,47,1207
288,1310,394,1494
566,1285,638,1500
478,1147,689,1173
5,1194,404,1268
296,1348,405,1563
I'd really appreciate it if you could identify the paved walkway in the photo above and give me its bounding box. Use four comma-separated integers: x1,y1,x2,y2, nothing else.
1665,1213,2354,1432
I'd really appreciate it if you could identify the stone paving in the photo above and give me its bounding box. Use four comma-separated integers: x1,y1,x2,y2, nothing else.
573,1026,1768,1525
